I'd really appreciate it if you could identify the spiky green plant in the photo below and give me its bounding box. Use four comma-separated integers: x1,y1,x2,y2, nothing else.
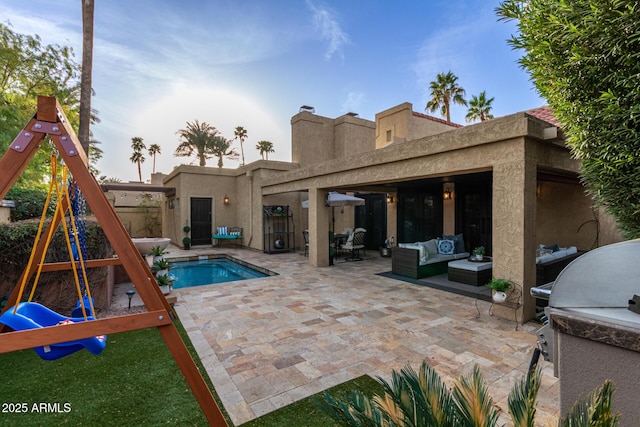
559,380,619,427
319,361,618,427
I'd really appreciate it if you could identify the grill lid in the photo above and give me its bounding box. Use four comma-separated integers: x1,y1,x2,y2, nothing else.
549,239,640,326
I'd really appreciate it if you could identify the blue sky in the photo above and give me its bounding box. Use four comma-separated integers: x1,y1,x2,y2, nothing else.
2,1,543,182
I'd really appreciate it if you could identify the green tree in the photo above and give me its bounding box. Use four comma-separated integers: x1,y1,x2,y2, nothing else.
426,71,467,123
496,1,640,238
130,136,146,182
0,23,101,189
319,360,619,426
210,135,238,168
466,91,495,123
234,125,248,166
256,140,275,160
175,120,219,166
148,143,161,173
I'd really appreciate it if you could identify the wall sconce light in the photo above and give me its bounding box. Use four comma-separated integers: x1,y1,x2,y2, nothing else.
223,195,230,205
386,194,394,204
443,189,452,200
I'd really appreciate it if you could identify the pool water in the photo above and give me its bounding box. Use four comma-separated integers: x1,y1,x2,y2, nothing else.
170,258,268,289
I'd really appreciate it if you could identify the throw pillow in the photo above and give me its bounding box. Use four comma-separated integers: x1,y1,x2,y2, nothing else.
437,239,455,255
424,239,438,255
443,234,465,253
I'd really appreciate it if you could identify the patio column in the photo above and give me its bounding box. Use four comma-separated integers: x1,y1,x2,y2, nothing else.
492,156,537,322
309,188,330,267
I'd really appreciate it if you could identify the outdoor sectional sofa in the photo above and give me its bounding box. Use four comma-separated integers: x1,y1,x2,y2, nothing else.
392,235,470,279
535,244,584,286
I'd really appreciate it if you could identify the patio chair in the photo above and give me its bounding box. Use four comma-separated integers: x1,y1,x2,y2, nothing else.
341,229,366,261
302,230,309,256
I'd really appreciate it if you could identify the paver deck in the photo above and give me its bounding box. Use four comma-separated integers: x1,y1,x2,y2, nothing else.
115,245,559,425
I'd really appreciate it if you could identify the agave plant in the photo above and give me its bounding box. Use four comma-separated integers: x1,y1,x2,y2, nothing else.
318,360,618,427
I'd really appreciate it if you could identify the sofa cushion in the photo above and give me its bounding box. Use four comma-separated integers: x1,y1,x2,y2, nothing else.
542,243,561,252
437,239,455,255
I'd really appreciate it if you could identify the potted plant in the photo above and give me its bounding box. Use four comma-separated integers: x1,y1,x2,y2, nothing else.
380,237,393,257
155,274,173,295
472,246,485,261
151,246,167,263
183,225,191,250
486,278,512,303
151,259,171,277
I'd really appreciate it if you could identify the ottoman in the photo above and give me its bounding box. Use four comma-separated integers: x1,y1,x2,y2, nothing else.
448,259,492,286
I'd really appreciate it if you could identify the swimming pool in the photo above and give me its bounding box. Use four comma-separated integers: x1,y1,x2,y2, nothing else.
170,258,269,289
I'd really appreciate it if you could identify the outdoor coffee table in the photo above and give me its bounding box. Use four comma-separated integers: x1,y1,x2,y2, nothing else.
447,258,492,286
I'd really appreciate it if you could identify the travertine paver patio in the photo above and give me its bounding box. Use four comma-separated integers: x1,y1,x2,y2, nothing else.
162,246,559,425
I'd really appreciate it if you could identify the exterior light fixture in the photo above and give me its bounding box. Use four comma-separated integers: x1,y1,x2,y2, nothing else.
223,195,230,205
386,194,394,204
443,189,452,200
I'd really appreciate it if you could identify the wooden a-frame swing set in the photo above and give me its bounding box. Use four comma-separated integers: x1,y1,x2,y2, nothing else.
0,96,227,426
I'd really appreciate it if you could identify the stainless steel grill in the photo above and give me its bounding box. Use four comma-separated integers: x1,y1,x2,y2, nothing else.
531,239,640,362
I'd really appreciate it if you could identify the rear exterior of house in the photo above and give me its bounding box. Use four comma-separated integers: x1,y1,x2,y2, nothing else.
156,102,624,321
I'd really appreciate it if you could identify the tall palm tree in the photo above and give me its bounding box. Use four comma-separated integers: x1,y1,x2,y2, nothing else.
148,143,161,173
256,140,275,160
426,71,467,123
78,0,94,156
130,136,146,182
175,120,219,166
234,126,248,166
466,91,495,123
210,135,239,168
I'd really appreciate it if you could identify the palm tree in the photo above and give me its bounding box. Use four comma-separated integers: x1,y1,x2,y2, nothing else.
319,360,619,426
466,91,495,123
256,140,275,160
234,126,248,166
130,136,146,182
426,71,467,123
210,135,239,168
148,143,161,173
175,120,220,166
78,0,94,157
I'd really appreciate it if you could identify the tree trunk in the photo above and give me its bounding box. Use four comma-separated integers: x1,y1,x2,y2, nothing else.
79,0,95,157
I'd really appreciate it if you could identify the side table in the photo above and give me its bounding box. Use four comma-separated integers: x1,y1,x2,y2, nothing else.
476,286,522,330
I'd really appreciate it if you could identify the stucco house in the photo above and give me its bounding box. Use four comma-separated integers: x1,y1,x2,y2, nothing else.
159,102,624,321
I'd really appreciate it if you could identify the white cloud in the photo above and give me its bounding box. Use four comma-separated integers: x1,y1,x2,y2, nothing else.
94,79,290,181
341,91,365,114
306,0,350,60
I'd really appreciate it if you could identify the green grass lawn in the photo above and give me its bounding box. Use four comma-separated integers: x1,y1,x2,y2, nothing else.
0,318,383,426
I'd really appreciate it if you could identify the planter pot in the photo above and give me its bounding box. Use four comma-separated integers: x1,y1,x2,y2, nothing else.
159,285,171,295
475,254,484,261
153,255,164,264
379,247,391,257
155,269,169,277
183,242,191,250
492,291,507,303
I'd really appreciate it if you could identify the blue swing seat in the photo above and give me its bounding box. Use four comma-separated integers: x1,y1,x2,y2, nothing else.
0,302,107,361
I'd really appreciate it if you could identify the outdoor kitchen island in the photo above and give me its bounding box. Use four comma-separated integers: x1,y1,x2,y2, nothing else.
547,239,640,426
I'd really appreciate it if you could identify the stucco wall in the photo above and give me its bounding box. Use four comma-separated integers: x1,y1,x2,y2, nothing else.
291,112,335,166
375,102,458,149
537,181,604,250
557,332,640,426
